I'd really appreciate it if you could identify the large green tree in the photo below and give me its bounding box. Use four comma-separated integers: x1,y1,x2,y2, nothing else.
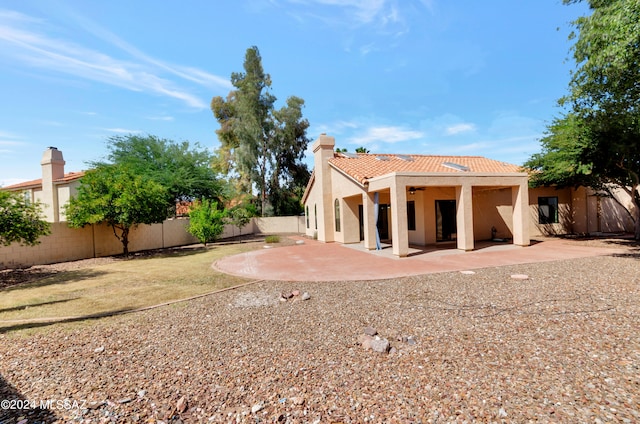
525,0,640,238
211,46,310,216
0,191,50,246
99,134,226,213
65,165,168,255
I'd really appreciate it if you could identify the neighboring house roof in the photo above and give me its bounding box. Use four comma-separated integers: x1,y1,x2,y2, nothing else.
2,171,85,191
329,153,523,185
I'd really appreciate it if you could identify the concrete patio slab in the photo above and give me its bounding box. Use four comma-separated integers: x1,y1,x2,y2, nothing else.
213,236,630,282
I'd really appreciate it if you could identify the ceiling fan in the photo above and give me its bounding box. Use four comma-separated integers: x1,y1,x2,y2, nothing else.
408,187,425,194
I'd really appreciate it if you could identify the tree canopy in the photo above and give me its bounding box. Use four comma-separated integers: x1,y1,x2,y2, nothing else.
0,191,50,246
525,0,640,238
211,46,310,216
65,165,169,255
100,134,226,212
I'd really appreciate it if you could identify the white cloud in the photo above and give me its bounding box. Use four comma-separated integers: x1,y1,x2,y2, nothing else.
104,128,142,134
445,123,476,135
347,125,424,145
147,116,175,122
0,9,230,109
278,0,429,32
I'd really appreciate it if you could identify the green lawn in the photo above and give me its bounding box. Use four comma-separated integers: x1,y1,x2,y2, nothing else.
0,241,263,331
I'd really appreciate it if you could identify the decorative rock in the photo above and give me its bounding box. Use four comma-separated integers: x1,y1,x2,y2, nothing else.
511,274,529,280
364,326,377,336
292,290,300,297
251,402,264,413
370,338,390,353
295,240,305,245
460,270,476,275
301,292,311,301
291,396,305,406
176,396,188,413
406,336,417,345
94,346,105,353
281,292,294,299
360,334,374,350
86,401,105,410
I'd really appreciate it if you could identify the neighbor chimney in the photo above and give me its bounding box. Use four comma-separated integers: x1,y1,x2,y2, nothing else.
41,147,65,222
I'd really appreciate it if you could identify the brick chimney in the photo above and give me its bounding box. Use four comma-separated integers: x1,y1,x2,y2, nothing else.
41,147,65,222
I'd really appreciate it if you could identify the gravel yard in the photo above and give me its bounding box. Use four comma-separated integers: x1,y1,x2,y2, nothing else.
0,249,639,423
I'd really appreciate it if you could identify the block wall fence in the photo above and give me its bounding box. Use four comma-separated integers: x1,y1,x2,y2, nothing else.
0,216,306,269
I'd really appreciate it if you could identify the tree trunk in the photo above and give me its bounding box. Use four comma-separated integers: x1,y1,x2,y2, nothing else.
632,184,640,240
121,227,130,256
634,203,640,240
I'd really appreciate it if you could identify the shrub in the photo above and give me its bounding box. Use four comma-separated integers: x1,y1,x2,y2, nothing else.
265,235,280,243
188,199,226,246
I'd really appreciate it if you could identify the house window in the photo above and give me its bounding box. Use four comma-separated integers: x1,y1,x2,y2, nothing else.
306,206,309,228
407,201,416,231
538,197,559,224
314,204,318,229
334,199,341,232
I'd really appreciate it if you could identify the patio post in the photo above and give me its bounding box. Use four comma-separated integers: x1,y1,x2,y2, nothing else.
512,182,531,246
456,183,474,251
362,191,377,250
390,180,409,257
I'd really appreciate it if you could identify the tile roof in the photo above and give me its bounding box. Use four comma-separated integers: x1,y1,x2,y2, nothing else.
329,153,523,185
1,171,85,190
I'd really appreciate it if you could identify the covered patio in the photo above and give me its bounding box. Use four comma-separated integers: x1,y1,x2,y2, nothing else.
303,134,530,257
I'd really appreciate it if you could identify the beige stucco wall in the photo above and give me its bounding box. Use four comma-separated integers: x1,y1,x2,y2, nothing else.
56,180,81,222
0,217,298,269
254,216,305,234
0,223,94,268
528,187,574,236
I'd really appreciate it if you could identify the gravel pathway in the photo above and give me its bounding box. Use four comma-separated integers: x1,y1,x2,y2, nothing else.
1,252,639,423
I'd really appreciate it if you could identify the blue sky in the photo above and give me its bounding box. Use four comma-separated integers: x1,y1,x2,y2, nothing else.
0,0,589,186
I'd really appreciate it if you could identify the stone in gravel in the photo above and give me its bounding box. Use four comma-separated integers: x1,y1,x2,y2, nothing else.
118,397,132,404
389,347,397,355
137,390,146,398
358,334,373,344
358,334,373,347
511,274,529,280
176,396,188,413
407,336,417,345
292,290,300,297
281,291,293,299
460,270,476,274
94,346,105,353
364,326,377,336
251,402,264,413
370,337,390,353
291,396,305,406
498,408,508,417
301,292,311,301
86,401,105,410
